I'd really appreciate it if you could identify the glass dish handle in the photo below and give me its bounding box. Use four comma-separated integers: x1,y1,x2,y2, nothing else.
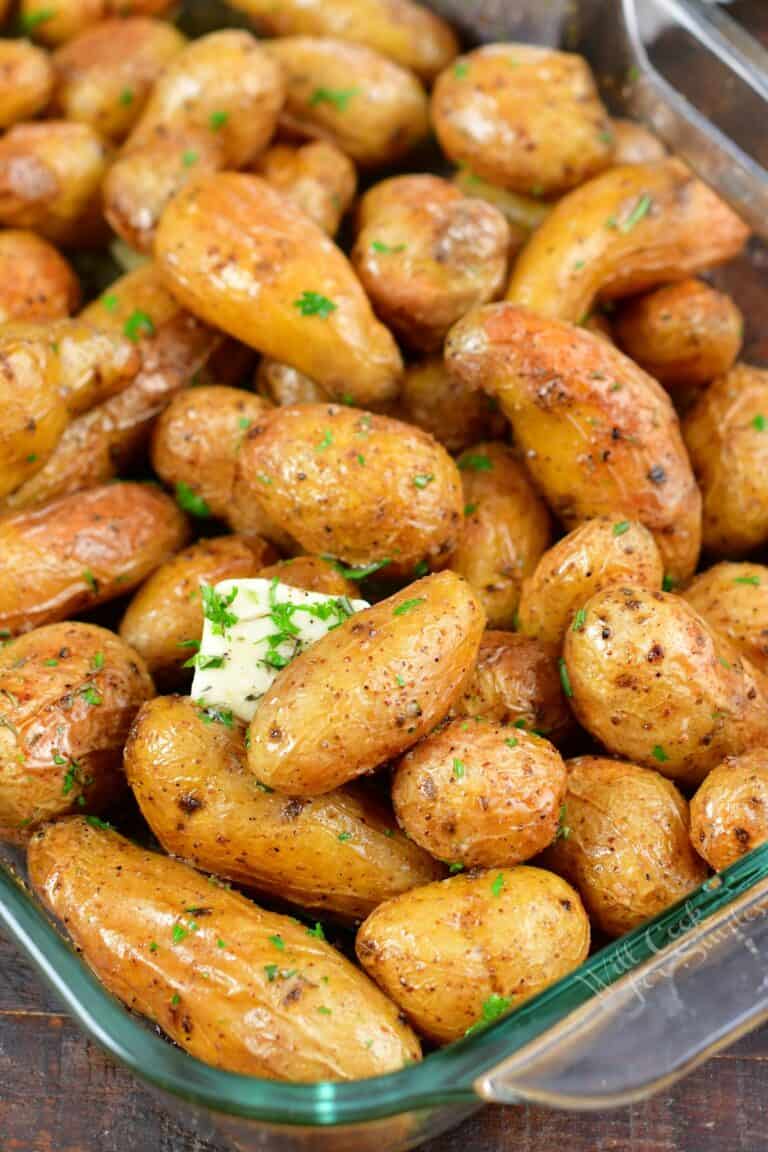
475,873,768,1110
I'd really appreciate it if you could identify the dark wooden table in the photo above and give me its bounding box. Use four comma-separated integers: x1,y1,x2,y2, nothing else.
1,930,767,1152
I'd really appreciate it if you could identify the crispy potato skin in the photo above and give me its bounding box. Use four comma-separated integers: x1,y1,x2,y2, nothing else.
352,175,510,352
18,0,176,46
507,160,749,323
29,818,421,1079
398,355,505,452
543,757,707,937
254,141,356,236
0,623,152,841
0,231,80,324
356,866,589,1043
690,752,768,871
446,305,701,582
234,404,463,569
432,45,611,197
447,442,551,629
518,517,664,648
155,173,403,407
119,535,277,688
0,482,189,635
256,556,356,598
265,37,428,169
126,696,443,918
247,572,485,795
682,563,768,677
563,586,768,787
0,39,53,130
683,365,768,555
392,720,566,868
609,119,666,165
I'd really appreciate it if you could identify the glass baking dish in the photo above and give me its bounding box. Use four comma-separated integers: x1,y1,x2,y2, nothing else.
3,2,768,1149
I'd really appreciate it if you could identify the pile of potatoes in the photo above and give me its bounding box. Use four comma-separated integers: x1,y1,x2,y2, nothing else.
1,0,767,1086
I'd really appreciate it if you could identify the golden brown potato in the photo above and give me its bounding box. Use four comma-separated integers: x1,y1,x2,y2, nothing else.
0,623,152,841
155,173,403,408
432,45,612,197
0,481,188,635
682,563,768,677
255,358,328,406
452,167,551,243
609,118,666,165
392,719,566,868
105,31,284,252
233,404,463,570
563,586,768,787
518,517,664,648
126,695,443,918
29,818,421,1079
507,160,749,324
0,231,80,324
447,442,551,629
683,365,768,556
247,572,485,795
356,866,589,1043
690,752,768,871
452,631,574,744
0,121,109,247
254,141,356,236
119,535,277,689
51,18,187,143
352,175,510,352
0,39,53,129
446,305,702,583
543,757,707,937
256,555,356,598
18,0,176,45
398,356,505,453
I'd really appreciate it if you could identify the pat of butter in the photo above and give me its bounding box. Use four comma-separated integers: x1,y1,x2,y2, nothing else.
190,578,369,722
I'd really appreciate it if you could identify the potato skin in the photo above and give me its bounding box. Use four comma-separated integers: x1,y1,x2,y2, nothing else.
126,695,443,919
29,818,421,1080
247,572,485,796
234,404,464,570
356,866,589,1043
0,39,53,129
255,358,328,406
446,304,702,583
256,555,356,599
398,356,505,453
683,563,768,678
563,586,768,787
0,623,152,841
254,141,356,237
543,757,707,937
0,231,80,324
18,0,176,46
0,482,189,635
610,119,666,165
518,517,664,648
690,752,768,871
155,173,403,408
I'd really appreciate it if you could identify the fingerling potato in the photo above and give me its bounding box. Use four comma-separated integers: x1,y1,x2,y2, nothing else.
256,555,356,598
452,167,551,243
255,358,329,406
0,38,53,129
682,563,768,677
0,232,80,324
254,141,356,236
18,0,176,45
609,119,666,165
398,356,505,453
690,751,768,871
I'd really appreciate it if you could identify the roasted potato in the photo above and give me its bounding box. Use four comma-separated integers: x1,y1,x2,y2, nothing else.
0,623,152,841
0,481,189,635
247,572,485,795
356,866,589,1043
18,0,176,45
233,404,463,570
256,555,357,598
255,359,328,407
447,442,551,629
0,231,80,324
446,304,702,582
682,563,768,678
29,818,421,1079
451,166,551,243
155,173,403,408
609,118,666,165
517,517,664,648
0,38,53,129
254,141,357,236
398,356,505,453
543,756,707,937
690,751,768,871
563,586,768,787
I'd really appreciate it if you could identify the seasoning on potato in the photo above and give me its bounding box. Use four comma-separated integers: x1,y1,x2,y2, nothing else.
253,141,357,237
690,751,768,872
0,231,80,324
0,38,53,130
398,356,505,453
682,562,768,677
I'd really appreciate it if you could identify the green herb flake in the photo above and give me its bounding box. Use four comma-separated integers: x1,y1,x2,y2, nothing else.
356,453,365,466
395,674,405,687
85,815,113,831
458,453,492,472
309,87,358,111
734,575,760,586
182,149,198,168
209,110,229,131
464,502,478,517
101,292,119,314
170,993,181,1007
393,597,425,617
413,560,429,578
306,922,326,940
371,240,407,254
612,520,630,537
123,309,155,343
315,429,333,452
337,831,353,843
91,651,104,671
264,963,279,982
608,193,653,233
448,861,464,874
20,7,56,32
201,584,238,635
652,744,669,763
558,657,573,699
752,414,767,432
195,703,234,728
453,60,469,77
177,639,200,651
217,939,227,949
119,87,134,106
175,480,211,518
556,803,571,841
257,473,272,486
79,684,102,706
572,608,587,633
172,923,188,944
238,416,251,431
82,568,98,593
269,933,285,951
44,658,59,667
452,758,465,779
491,873,505,898
465,993,513,1036
183,652,225,671
148,941,159,953
294,291,337,318
662,574,678,592
413,474,434,489
505,737,518,749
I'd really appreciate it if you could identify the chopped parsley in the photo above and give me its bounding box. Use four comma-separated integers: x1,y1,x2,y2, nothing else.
413,560,429,578
505,737,518,749
453,60,469,77
119,87,134,106
464,502,478,517
371,240,407,254
177,639,200,651
268,934,285,951
395,674,405,687
491,873,505,897
183,652,225,671
62,761,82,796
558,658,573,698
209,110,229,131
751,414,767,432
82,568,98,593
217,939,227,949
608,193,653,233
264,963,279,982
393,598,425,617
452,758,465,779
85,816,113,831
201,584,239,635
101,292,119,313
149,941,159,953
325,557,390,580
309,87,358,110
171,993,181,1007
19,7,56,32
413,474,434,489
556,803,571,841
238,416,251,431
652,744,669,763
448,861,464,874
662,575,677,592
91,651,104,671
458,453,492,472
182,149,198,168
79,684,102,706
123,309,154,342
612,521,630,537
294,291,337,318
465,993,512,1036
315,429,333,452
337,831,353,842
572,608,587,632
734,575,760,586
306,922,326,940
172,923,188,944
195,703,234,728
44,658,58,667
317,1006,332,1016
175,482,211,518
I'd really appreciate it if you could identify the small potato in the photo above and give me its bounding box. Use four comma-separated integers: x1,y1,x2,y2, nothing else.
683,365,768,556
356,866,589,1043
690,752,768,871
447,442,551,629
119,535,277,688
432,45,612,197
18,0,176,45
452,632,574,745
256,555,356,599
254,141,356,236
398,356,505,453
352,175,510,352
0,39,53,129
51,18,187,143
105,31,285,251
544,757,707,937
155,173,403,408
609,119,666,165
518,517,664,648
0,623,152,841
247,572,485,796
0,482,189,635
392,719,566,868
233,404,463,570
0,231,80,323
255,359,328,406
452,167,551,243
682,563,768,677
446,305,702,583
507,160,749,324
563,586,768,787
29,818,421,1080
